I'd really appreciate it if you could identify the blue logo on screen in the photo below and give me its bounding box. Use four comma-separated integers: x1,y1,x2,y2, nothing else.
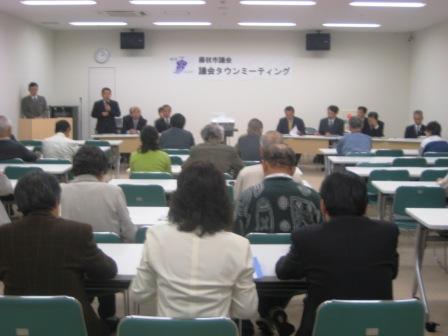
175,58,188,74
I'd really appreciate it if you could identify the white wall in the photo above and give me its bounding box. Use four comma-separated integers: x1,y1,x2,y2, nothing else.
409,21,448,135
0,11,54,132
53,30,411,141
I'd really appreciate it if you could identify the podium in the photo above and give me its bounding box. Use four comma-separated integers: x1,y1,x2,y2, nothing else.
18,118,73,140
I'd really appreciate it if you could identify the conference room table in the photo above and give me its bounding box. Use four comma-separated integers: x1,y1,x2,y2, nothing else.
405,208,448,331
128,206,168,226
92,134,139,154
371,181,440,220
0,163,72,181
346,166,448,179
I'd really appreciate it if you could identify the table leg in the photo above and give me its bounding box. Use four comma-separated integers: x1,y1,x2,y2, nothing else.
112,145,120,178
324,156,330,175
413,225,430,318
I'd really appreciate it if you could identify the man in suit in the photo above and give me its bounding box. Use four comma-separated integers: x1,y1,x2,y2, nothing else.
21,82,49,118
0,115,37,162
91,87,121,134
356,106,370,134
276,106,305,135
155,104,172,133
0,171,118,336
365,111,385,137
276,171,399,336
404,110,426,138
122,106,147,134
318,105,344,136
159,113,195,149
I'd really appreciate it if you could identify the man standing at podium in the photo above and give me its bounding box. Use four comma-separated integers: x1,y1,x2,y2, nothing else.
91,87,121,134
20,82,49,118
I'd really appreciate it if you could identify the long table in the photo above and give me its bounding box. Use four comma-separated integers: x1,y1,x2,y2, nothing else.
92,134,139,154
0,163,72,181
406,208,448,332
346,166,448,179
128,206,168,226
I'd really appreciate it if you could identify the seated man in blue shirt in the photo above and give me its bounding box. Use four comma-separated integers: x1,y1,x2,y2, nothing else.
336,117,372,155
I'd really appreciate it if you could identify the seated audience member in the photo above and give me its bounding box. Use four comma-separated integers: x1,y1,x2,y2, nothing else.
420,121,448,154
0,172,13,224
276,171,399,336
365,111,384,137
276,106,305,135
42,120,78,160
235,143,320,335
130,125,172,173
336,117,372,155
122,106,147,134
318,105,344,136
131,161,258,320
234,131,302,201
155,104,171,133
356,106,370,134
185,124,243,177
159,113,195,149
235,118,263,161
0,171,117,336
0,115,37,162
404,110,426,138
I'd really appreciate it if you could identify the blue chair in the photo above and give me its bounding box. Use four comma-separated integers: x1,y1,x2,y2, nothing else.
424,152,448,157
392,158,427,167
130,172,173,179
435,159,448,167
120,184,167,207
93,232,121,243
0,158,24,163
420,169,448,181
246,233,291,244
375,149,404,157
4,166,43,179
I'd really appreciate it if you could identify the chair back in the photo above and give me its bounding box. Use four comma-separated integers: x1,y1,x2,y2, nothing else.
4,166,43,179
164,149,191,155
37,159,71,164
357,162,391,167
375,149,404,157
246,233,291,244
424,152,448,157
420,169,448,181
170,156,183,165
0,295,88,336
135,226,149,243
243,160,260,166
367,170,410,197
93,232,121,243
435,158,448,167
0,158,24,164
392,157,427,167
393,186,446,217
118,316,237,336
130,172,173,179
85,140,111,147
346,152,374,157
312,299,424,336
120,184,167,206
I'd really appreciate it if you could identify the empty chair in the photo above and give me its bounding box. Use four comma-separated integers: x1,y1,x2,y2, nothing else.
119,184,167,207
246,233,291,245
375,149,404,157
130,172,173,179
424,152,448,157
367,169,410,202
313,299,424,336
357,162,391,167
118,316,237,336
392,157,427,167
345,152,374,157
37,158,71,164
93,232,121,243
435,158,448,167
170,156,183,165
420,169,448,181
393,186,446,229
164,148,191,155
0,158,24,163
4,166,43,179
0,295,88,336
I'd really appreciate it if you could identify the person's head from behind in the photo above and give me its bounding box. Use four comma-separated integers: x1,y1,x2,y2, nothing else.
140,125,160,153
15,171,61,217
169,161,232,236
367,111,379,127
284,106,295,120
261,143,296,177
129,106,142,120
170,113,186,129
201,124,224,144
162,104,172,118
327,105,339,119
425,121,441,137
357,106,367,118
320,172,367,221
348,116,363,133
0,116,12,138
28,82,39,96
72,146,109,180
247,118,263,136
101,87,111,101
413,110,424,126
55,120,71,137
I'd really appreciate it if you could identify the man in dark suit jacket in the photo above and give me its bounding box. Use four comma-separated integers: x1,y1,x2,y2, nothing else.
20,82,49,118
318,105,345,136
91,87,121,134
365,111,385,137
122,106,147,134
276,172,399,336
0,115,37,162
357,106,370,134
0,171,117,336
155,104,172,133
405,110,426,138
276,106,305,135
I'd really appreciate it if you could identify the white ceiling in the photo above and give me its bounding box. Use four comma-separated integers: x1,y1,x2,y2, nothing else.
1,0,448,32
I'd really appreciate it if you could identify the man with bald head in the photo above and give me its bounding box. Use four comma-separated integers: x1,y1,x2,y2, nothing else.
122,106,147,134
0,115,37,162
233,131,302,201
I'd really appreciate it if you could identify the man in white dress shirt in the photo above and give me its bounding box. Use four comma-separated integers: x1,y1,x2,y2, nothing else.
43,120,78,161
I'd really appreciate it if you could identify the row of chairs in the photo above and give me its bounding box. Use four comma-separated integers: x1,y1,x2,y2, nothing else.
348,149,448,157
0,295,425,336
357,157,448,167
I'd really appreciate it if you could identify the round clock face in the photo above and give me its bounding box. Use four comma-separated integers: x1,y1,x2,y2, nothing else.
95,48,111,64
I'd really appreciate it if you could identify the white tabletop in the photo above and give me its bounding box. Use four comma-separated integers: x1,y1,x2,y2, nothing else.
372,181,441,194
0,163,72,175
319,148,420,156
128,206,169,226
109,179,178,193
346,166,448,178
372,137,422,144
328,156,439,165
171,165,182,175
98,243,290,278
284,135,341,141
405,208,448,230
93,134,139,139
